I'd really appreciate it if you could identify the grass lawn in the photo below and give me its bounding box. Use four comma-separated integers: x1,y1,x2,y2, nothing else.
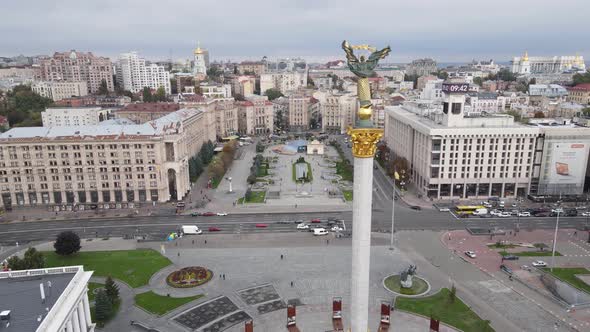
245,191,266,203
499,250,562,257
342,190,353,201
44,249,172,288
135,291,204,316
396,288,494,332
384,275,428,295
487,243,517,249
542,267,590,294
336,161,353,182
87,282,104,302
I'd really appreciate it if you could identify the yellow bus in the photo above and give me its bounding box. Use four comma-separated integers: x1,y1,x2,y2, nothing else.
455,205,485,215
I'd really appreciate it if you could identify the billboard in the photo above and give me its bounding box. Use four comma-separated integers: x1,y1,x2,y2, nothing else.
547,143,589,185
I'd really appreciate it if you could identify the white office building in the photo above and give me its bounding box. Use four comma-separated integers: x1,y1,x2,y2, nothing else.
42,107,112,127
260,70,307,95
116,52,171,94
0,265,94,332
511,52,586,74
31,81,88,102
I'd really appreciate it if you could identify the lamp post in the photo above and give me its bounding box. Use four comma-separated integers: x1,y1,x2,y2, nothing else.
551,202,562,272
227,177,233,193
390,167,396,251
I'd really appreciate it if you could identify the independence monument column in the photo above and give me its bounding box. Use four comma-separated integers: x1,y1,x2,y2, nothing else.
341,41,391,332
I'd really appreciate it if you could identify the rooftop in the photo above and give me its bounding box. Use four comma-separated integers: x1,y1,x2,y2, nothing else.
0,270,75,332
117,102,180,113
568,83,590,91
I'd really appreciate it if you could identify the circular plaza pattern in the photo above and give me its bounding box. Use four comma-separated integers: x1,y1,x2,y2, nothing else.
166,266,213,288
383,274,430,297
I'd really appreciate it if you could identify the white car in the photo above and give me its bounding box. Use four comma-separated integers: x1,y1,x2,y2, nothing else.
582,212,590,217
216,212,228,216
490,210,501,216
499,212,512,218
330,226,343,232
518,212,531,217
532,260,547,267
464,251,477,258
552,208,564,213
297,223,310,230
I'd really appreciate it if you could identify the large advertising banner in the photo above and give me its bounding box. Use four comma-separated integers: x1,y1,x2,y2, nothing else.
548,143,589,185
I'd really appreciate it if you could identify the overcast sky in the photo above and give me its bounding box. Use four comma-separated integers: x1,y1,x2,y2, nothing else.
1,0,589,63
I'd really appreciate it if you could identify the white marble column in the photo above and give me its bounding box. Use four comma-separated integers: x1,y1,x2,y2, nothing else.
78,302,87,331
351,156,374,332
66,319,73,332
72,309,81,332
83,295,92,326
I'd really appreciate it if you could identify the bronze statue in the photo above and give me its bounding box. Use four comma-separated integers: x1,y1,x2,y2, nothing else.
341,40,391,78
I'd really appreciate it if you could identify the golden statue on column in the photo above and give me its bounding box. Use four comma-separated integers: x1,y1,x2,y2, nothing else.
342,40,390,158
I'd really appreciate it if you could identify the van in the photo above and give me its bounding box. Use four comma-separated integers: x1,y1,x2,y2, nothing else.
181,225,202,235
313,228,329,236
472,208,488,216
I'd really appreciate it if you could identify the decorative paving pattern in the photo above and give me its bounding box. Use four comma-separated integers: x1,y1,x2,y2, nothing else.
256,299,286,314
172,296,238,330
237,284,280,305
201,311,251,332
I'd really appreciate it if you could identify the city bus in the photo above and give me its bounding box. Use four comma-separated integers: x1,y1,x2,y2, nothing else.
455,205,486,215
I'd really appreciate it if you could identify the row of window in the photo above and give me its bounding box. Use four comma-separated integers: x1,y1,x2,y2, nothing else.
0,143,155,152
3,181,159,192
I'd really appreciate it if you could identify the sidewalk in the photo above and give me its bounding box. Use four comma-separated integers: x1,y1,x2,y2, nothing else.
374,160,433,209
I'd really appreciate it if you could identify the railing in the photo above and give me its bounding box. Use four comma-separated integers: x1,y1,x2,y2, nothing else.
0,266,81,279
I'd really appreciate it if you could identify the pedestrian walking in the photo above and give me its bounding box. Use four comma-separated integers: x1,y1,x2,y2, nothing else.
192,240,195,245
223,274,226,280
290,281,294,287
204,240,207,244
177,252,180,257
280,254,284,260
326,239,329,245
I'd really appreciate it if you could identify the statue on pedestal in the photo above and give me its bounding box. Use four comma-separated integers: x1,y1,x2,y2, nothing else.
400,264,417,289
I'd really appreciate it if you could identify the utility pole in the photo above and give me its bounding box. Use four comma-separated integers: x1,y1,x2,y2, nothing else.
551,205,561,272
390,171,396,251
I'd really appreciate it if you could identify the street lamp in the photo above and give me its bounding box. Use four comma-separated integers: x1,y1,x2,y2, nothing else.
390,167,396,251
226,177,233,193
551,201,562,272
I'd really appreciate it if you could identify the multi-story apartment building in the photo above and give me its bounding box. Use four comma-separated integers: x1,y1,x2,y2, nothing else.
39,50,114,94
568,84,590,105
260,70,307,95
237,61,266,76
53,95,132,108
116,52,171,94
230,75,256,96
42,107,111,127
384,85,590,199
114,103,180,124
200,83,231,99
405,58,437,76
466,92,499,114
237,96,274,135
314,91,357,134
32,81,88,101
288,95,310,131
212,100,239,138
0,108,214,207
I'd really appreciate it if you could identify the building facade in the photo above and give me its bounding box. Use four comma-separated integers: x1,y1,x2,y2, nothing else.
568,84,590,105
260,70,307,95
237,97,274,135
406,58,437,76
114,103,181,124
193,45,207,80
511,52,586,74
32,81,88,101
0,108,214,207
39,50,114,94
230,76,256,96
42,107,111,127
288,96,310,131
237,61,266,76
200,83,232,99
212,100,239,138
116,52,171,95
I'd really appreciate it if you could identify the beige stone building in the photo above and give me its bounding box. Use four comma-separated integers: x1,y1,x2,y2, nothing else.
39,50,114,94
213,100,239,138
0,108,215,207
114,103,181,124
237,61,266,76
237,96,274,135
42,107,111,127
568,84,590,105
314,91,357,134
230,76,256,96
288,95,310,131
32,81,88,101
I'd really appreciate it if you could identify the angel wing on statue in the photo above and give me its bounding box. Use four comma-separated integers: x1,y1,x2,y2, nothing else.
341,40,391,78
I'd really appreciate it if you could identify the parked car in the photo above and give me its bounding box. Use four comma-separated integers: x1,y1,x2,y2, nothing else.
310,218,322,223
552,208,564,214
255,223,268,228
521,265,532,271
499,212,512,218
532,260,547,267
202,212,216,216
500,264,513,274
518,212,531,217
330,226,343,232
565,209,578,217
335,230,352,238
191,212,202,217
296,223,310,230
410,205,422,211
438,207,451,212
216,212,228,216
503,254,519,260
582,212,590,217
208,227,221,232
313,228,329,236
464,251,477,258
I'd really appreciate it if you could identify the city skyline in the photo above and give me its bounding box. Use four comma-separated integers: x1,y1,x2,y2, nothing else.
1,0,589,63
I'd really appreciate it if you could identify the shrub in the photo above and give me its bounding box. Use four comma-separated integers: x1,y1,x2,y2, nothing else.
54,231,81,256
105,276,120,304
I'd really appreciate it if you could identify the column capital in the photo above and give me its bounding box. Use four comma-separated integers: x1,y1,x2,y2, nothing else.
347,127,383,158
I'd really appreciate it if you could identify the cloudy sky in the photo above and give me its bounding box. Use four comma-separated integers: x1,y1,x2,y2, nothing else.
1,0,588,63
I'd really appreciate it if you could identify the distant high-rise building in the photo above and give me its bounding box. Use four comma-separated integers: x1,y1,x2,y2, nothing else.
31,81,88,101
511,51,586,74
116,52,171,94
39,50,114,94
193,43,207,80
406,58,437,76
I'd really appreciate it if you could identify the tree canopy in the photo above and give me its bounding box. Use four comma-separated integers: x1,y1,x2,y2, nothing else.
6,247,44,270
54,231,81,256
98,79,109,95
264,88,283,101
573,70,590,85
0,85,53,127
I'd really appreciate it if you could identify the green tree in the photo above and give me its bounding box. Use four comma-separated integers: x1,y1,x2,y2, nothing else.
0,85,53,127
98,79,109,95
189,155,204,181
264,88,283,101
432,70,448,80
170,78,177,94
573,70,590,85
207,65,223,79
94,289,113,324
234,93,246,101
154,86,166,102
583,107,590,116
473,77,483,86
23,247,45,269
142,87,153,102
54,231,81,256
506,110,522,122
104,276,120,304
497,68,517,81
404,74,420,86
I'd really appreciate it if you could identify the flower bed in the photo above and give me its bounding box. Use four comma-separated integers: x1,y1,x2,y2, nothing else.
166,267,213,288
